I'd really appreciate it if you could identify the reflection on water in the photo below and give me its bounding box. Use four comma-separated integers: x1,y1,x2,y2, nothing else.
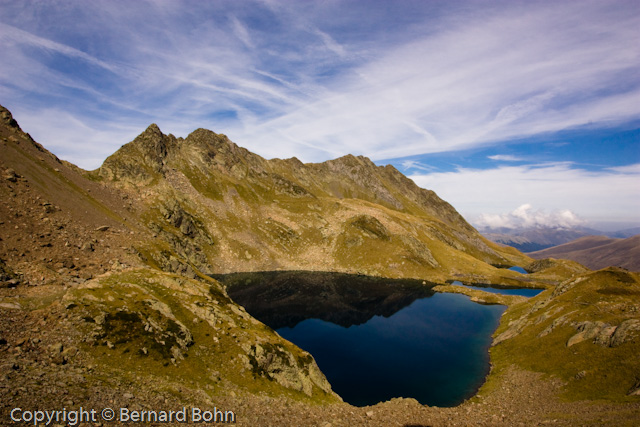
217,271,436,329
216,271,507,407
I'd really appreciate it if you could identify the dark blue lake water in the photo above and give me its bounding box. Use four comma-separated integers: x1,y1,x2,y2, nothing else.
508,266,528,274
219,271,514,407
276,292,506,407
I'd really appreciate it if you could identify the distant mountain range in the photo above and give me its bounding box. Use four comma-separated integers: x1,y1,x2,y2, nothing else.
528,235,640,271
480,226,640,252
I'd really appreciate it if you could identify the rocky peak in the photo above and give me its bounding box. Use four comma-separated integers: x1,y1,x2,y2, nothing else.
98,123,177,182
322,154,382,182
138,123,163,140
185,128,244,157
325,154,375,170
132,123,170,164
0,105,21,130
182,128,269,178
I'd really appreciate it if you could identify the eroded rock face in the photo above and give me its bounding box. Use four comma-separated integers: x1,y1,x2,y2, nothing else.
349,215,390,241
144,201,216,275
398,235,439,268
493,298,552,346
0,106,20,130
241,343,333,397
0,259,21,288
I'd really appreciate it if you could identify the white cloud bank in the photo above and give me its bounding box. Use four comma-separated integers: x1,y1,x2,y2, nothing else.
409,162,640,227
475,204,586,230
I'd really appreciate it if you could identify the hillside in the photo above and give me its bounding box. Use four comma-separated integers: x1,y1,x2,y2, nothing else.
529,235,640,271
1,104,639,424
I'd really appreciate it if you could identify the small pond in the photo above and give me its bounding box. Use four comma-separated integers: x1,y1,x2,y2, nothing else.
216,271,507,407
451,281,544,297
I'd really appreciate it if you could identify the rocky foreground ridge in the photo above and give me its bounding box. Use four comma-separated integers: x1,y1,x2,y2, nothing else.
1,104,639,425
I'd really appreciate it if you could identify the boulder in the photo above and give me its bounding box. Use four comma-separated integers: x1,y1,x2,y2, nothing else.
610,319,640,347
4,168,19,182
567,321,608,347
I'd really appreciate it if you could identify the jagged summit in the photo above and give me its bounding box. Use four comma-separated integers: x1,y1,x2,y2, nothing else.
98,121,475,232
143,122,162,134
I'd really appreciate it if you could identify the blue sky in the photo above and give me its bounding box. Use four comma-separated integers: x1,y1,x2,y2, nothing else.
1,0,639,230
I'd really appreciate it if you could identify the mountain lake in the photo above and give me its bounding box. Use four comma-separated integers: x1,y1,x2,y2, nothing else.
218,271,542,407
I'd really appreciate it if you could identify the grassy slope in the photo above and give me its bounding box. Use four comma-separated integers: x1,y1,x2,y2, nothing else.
486,267,640,402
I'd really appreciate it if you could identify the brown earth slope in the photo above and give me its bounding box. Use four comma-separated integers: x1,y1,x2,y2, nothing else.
529,235,640,271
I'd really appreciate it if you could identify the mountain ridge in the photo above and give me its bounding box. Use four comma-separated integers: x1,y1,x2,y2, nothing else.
91,121,515,280
100,123,474,231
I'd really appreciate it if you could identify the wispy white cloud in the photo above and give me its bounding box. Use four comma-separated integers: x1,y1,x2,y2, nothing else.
313,28,347,58
0,22,119,73
230,16,255,50
9,106,144,170
608,164,640,174
400,160,438,173
488,155,523,162
2,1,638,167
232,1,640,161
0,0,639,234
